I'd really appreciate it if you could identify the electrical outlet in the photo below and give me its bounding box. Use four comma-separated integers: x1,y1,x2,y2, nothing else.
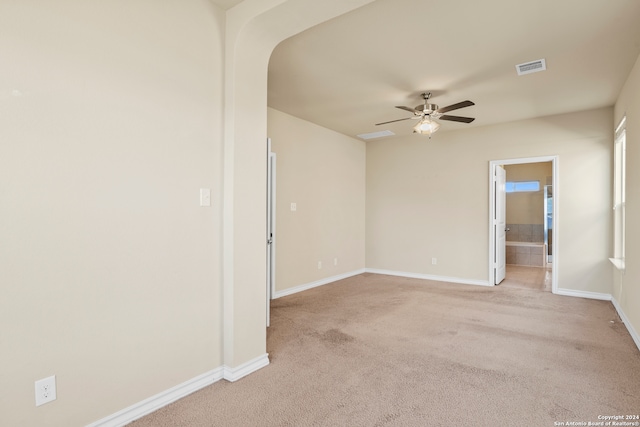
432,257,437,265
35,375,56,407
290,202,297,211
318,261,322,269
199,188,211,207
334,257,338,266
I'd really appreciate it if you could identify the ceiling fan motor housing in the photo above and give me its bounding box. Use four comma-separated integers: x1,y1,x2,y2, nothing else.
416,103,439,114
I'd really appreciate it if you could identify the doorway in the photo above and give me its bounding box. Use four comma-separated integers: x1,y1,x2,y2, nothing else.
489,156,558,293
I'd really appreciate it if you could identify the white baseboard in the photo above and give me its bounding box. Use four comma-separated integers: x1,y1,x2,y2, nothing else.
86,368,224,427
87,354,269,427
223,353,270,382
365,268,491,287
611,297,640,352
273,269,366,299
554,288,612,301
552,290,639,353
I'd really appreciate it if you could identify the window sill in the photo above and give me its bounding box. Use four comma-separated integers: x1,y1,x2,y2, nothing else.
609,258,625,272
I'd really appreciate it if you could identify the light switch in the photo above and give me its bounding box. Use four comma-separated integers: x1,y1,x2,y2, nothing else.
200,188,211,207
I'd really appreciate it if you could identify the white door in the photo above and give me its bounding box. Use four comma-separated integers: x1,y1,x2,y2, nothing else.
266,139,276,327
494,165,506,284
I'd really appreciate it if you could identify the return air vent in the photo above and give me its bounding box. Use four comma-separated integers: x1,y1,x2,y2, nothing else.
357,130,395,140
515,59,546,76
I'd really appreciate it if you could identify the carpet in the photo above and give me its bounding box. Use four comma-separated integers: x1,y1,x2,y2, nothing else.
129,273,640,426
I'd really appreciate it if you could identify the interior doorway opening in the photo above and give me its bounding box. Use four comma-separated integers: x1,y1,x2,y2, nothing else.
489,156,558,293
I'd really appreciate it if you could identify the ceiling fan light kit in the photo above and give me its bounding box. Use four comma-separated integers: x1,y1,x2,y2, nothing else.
376,92,475,138
413,118,440,136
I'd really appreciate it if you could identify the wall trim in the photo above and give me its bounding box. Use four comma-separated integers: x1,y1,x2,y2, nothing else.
223,353,270,382
365,268,491,287
87,354,269,427
86,368,225,427
611,297,640,352
554,288,612,301
273,269,366,299
553,289,640,352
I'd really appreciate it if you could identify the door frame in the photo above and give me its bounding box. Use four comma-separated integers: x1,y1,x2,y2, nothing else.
494,165,507,284
488,156,559,293
266,138,276,327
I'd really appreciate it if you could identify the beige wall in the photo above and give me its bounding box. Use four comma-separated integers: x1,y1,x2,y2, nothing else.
221,0,374,369
268,108,366,292
0,1,377,425
367,107,613,293
1,0,632,424
613,53,640,341
504,162,552,225
0,1,226,425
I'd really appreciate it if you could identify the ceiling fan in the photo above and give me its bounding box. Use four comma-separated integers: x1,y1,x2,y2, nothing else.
376,92,475,137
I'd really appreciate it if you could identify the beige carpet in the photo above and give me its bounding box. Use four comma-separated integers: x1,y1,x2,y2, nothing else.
129,273,640,426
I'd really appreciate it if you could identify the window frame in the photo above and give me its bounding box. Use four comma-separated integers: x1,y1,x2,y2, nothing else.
611,116,626,271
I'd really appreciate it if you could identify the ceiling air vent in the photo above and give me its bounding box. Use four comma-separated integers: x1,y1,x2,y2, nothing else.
357,130,395,140
516,59,546,76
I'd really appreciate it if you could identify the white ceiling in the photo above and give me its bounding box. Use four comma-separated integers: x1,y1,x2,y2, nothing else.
268,0,640,139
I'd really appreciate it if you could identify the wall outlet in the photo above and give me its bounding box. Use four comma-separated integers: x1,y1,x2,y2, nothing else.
334,257,338,266
318,261,322,269
35,375,56,407
199,188,211,207
290,202,297,211
432,257,437,265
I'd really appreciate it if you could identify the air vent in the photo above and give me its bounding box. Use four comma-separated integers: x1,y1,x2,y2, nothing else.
357,130,395,140
516,59,546,76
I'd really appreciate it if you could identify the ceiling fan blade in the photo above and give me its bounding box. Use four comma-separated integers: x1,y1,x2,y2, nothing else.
436,100,474,114
439,115,475,123
395,106,419,113
375,117,413,125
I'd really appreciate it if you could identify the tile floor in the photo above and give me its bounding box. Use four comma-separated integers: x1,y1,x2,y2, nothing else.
499,264,552,292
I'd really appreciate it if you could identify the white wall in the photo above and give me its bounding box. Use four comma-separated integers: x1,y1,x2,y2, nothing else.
268,108,366,293
0,1,226,425
366,108,613,293
0,1,378,425
613,53,640,342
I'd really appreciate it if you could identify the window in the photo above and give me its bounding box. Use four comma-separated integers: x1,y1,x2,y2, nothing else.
505,181,540,193
612,116,626,269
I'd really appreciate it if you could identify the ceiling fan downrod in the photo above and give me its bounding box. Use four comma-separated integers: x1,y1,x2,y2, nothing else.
419,92,438,114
